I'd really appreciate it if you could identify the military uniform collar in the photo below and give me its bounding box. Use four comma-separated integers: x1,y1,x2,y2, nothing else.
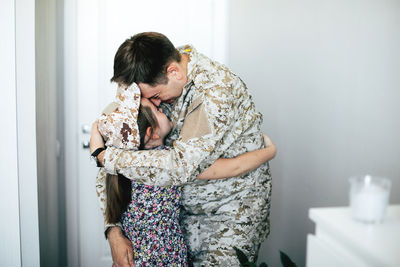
177,44,198,96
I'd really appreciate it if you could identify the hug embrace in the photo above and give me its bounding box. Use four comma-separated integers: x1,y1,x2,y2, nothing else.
89,32,276,266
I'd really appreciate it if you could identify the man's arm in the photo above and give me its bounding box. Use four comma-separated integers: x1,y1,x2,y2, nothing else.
197,134,276,180
95,89,237,186
95,133,276,181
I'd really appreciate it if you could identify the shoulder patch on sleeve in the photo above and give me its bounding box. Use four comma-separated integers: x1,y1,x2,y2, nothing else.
102,102,119,115
180,103,211,142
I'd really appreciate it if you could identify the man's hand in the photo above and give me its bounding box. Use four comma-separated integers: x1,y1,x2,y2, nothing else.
108,227,134,267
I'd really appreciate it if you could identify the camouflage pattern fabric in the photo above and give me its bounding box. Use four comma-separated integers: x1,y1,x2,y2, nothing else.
96,82,141,230
96,45,272,266
98,83,141,150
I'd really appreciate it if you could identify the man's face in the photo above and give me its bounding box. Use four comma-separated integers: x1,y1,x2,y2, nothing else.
138,80,183,107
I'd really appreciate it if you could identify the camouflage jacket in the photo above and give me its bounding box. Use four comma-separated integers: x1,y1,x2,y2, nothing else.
96,45,268,230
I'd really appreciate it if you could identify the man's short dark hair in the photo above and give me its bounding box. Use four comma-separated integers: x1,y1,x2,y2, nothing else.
111,32,181,86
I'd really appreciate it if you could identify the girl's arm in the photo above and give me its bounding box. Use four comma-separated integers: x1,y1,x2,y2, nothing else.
197,134,276,180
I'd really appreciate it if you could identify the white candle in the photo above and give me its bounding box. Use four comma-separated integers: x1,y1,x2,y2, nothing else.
350,183,389,223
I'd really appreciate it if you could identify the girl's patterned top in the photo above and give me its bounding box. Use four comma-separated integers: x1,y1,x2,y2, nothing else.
120,146,187,266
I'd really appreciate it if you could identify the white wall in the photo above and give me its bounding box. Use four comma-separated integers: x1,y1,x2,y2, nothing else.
0,0,22,263
228,0,400,266
0,0,40,266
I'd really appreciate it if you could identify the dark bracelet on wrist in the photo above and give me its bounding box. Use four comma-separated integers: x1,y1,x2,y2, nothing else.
91,147,106,167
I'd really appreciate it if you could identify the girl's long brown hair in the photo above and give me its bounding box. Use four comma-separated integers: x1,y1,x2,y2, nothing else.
105,105,158,224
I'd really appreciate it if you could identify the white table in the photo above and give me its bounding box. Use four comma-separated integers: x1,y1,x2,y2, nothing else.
306,205,400,267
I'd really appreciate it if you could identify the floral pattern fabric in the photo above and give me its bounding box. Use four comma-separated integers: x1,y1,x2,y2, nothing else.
120,147,187,266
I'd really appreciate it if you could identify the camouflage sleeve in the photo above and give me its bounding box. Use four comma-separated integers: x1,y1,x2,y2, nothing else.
95,168,122,233
103,87,236,187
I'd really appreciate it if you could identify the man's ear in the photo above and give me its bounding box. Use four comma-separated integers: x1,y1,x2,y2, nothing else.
166,62,183,80
146,127,152,138
146,126,160,140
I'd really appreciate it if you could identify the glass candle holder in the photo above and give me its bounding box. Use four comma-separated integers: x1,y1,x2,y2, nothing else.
349,175,391,224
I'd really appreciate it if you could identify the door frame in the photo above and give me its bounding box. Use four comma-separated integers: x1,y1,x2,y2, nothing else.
64,0,80,265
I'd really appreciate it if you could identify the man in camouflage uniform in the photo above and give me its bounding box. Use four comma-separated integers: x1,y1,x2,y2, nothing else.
92,32,271,266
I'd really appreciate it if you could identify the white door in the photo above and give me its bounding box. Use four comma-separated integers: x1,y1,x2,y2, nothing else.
64,1,228,266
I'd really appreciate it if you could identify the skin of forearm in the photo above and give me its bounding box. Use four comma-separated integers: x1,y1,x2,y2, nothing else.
197,143,276,180
97,150,106,167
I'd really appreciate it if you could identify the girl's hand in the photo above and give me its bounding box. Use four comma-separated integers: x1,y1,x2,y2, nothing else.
108,227,134,267
90,120,105,154
263,133,272,147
